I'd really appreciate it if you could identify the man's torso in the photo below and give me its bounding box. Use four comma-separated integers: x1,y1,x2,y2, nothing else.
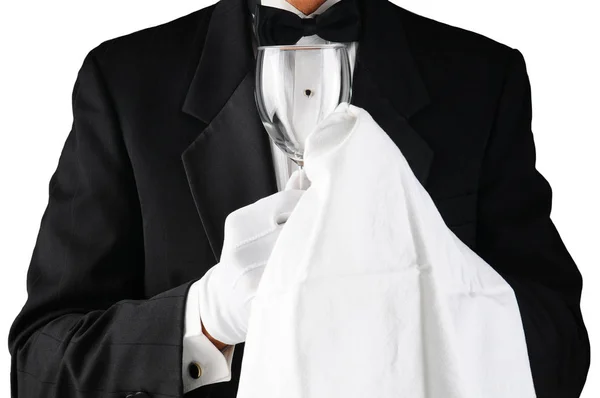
87,1,515,395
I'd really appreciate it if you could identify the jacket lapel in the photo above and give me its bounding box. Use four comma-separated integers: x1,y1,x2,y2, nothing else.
180,0,434,261
181,0,277,261
350,0,434,186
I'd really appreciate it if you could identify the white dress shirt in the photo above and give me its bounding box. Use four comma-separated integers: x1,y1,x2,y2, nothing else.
262,0,358,191
182,0,359,393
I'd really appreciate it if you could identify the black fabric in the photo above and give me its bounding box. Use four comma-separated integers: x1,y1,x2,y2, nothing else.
247,0,258,16
255,0,361,46
8,0,590,397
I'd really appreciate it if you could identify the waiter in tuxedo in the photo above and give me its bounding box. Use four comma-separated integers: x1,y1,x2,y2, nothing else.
8,0,590,397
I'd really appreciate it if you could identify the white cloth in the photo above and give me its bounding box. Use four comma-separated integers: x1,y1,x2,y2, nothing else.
236,103,536,398
183,0,359,392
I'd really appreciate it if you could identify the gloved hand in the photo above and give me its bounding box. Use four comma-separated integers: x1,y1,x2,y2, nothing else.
197,168,309,345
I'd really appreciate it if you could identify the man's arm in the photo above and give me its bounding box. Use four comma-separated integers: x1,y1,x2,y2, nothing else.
7,43,218,398
476,48,590,397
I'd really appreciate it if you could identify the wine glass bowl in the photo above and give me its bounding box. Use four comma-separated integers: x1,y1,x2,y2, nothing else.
255,43,352,166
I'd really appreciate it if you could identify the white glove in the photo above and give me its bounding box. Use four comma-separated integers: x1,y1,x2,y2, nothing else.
197,169,308,345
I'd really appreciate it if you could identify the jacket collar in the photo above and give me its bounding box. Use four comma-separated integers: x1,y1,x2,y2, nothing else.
181,0,434,260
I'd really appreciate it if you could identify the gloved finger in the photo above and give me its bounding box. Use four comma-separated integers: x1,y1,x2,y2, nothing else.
223,189,305,248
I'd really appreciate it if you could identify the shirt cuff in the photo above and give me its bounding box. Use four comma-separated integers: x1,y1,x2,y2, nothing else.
182,279,236,394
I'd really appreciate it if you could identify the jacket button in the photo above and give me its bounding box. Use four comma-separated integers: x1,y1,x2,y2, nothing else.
188,361,203,379
125,393,150,398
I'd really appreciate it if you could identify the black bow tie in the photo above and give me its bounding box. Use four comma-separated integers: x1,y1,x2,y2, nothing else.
254,0,362,46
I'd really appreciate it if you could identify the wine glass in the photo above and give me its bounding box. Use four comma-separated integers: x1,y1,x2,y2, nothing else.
254,43,352,168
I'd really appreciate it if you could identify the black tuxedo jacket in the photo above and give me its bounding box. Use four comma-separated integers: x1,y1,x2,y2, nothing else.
8,0,590,397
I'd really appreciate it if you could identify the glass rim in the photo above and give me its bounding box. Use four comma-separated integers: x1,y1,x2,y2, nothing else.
257,43,346,51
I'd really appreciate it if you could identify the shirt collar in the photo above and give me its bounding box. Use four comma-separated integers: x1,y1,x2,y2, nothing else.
258,0,342,17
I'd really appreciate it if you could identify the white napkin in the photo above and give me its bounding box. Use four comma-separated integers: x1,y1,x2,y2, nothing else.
237,103,536,398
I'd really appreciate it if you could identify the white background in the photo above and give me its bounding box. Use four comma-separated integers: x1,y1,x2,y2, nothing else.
0,0,598,396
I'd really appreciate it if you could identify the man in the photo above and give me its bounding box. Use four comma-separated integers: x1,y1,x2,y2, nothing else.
8,0,590,397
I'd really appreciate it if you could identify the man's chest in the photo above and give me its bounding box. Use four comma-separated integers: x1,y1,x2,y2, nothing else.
121,86,493,298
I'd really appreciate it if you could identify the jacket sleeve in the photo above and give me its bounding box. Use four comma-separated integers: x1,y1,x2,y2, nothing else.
475,48,590,398
8,44,195,398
